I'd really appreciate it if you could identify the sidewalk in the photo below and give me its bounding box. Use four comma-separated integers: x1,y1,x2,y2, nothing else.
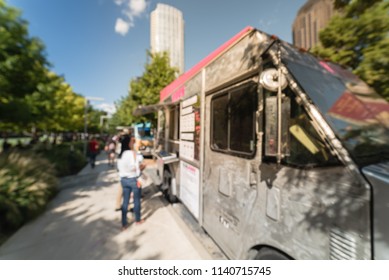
0,153,214,260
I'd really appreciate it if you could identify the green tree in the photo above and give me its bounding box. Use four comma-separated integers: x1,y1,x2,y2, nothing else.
333,0,383,14
111,51,178,127
24,71,85,133
87,107,107,134
0,1,89,134
110,96,134,128
0,0,49,128
312,0,389,100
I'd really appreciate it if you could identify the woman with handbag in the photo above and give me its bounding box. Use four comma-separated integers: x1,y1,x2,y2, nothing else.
117,136,146,230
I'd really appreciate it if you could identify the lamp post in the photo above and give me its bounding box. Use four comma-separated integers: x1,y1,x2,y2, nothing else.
83,96,104,156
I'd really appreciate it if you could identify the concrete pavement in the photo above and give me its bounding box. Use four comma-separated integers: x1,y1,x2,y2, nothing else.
0,153,218,260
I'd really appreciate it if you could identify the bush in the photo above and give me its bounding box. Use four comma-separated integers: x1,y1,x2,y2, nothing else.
35,142,87,177
0,150,58,233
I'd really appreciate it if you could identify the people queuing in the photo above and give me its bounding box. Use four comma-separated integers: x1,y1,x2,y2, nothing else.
115,128,132,211
118,128,131,159
117,135,146,230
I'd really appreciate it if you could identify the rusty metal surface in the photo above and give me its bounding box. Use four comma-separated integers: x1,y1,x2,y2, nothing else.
199,30,372,259
203,87,371,259
158,29,378,259
184,73,202,99
205,31,265,92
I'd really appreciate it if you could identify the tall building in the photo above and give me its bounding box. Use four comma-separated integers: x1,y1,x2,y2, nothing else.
292,0,335,49
150,3,184,74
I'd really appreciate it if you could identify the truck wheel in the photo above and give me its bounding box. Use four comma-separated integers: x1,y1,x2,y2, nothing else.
167,189,178,203
253,248,290,260
163,169,178,203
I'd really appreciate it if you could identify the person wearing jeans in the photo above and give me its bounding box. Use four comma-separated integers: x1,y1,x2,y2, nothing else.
117,136,145,230
120,177,141,228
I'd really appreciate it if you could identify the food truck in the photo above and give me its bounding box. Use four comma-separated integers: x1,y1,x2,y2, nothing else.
134,26,389,259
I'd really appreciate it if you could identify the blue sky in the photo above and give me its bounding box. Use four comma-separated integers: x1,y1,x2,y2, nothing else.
7,0,307,114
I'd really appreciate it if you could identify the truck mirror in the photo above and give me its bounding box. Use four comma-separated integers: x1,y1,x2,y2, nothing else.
265,95,290,158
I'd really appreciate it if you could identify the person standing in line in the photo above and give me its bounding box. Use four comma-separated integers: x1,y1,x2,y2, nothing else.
115,128,132,210
118,128,131,159
117,136,146,230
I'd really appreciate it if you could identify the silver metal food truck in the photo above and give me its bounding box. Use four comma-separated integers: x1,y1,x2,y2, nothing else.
134,26,389,259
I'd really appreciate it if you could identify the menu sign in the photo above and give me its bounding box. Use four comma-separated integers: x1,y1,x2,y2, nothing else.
180,94,201,162
179,161,200,219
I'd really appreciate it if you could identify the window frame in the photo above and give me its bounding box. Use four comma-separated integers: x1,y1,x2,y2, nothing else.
168,105,180,141
262,87,341,169
210,82,258,159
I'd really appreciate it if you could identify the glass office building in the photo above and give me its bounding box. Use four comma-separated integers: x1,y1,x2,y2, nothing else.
151,3,185,74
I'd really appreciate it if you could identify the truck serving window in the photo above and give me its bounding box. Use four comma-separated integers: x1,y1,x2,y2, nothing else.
168,105,180,140
211,83,257,157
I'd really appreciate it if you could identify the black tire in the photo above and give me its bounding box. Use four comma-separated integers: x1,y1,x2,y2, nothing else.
254,248,290,260
163,169,178,203
167,190,178,203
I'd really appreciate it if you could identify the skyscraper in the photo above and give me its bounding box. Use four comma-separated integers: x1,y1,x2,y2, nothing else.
292,0,335,49
150,3,184,74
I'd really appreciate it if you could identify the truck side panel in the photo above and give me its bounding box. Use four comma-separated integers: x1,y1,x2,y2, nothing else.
205,31,266,93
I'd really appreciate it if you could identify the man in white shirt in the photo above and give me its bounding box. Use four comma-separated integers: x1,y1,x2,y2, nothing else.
117,136,146,230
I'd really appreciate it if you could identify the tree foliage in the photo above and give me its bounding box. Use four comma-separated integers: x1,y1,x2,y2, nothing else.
333,0,383,15
0,0,49,127
87,105,107,134
0,0,102,133
24,71,87,132
312,0,389,100
111,51,178,127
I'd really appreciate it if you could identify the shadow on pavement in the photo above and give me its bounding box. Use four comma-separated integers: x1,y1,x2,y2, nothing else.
0,153,213,260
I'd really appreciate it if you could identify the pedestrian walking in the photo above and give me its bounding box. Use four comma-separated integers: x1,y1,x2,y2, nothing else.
88,136,99,168
117,136,146,230
105,138,116,167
